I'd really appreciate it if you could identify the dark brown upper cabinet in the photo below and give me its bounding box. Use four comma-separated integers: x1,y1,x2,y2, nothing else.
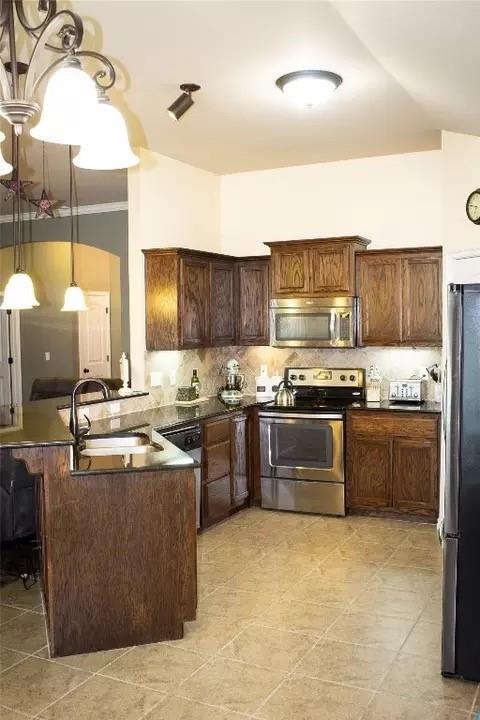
265,236,370,298
143,249,270,351
236,259,270,346
356,247,442,347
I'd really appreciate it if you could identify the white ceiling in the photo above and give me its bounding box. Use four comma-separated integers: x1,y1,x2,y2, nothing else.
2,0,480,204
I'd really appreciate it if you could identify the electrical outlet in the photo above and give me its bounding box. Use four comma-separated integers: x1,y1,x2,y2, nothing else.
150,371,163,387
109,402,121,416
169,371,176,386
110,417,121,430
45,351,50,361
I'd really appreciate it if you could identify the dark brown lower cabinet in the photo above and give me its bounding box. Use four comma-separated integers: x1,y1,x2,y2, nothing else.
201,413,250,528
346,410,440,521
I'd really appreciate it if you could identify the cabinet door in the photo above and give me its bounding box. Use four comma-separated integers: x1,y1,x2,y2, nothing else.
357,254,402,345
179,257,209,348
310,243,353,296
231,414,248,506
392,437,438,518
271,247,310,296
401,253,442,346
210,261,236,346
347,435,392,509
237,260,270,345
202,476,232,527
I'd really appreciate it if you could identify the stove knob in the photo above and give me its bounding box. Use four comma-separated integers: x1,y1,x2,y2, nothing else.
290,374,297,381
299,374,306,381
414,392,418,398
340,374,346,381
349,374,356,382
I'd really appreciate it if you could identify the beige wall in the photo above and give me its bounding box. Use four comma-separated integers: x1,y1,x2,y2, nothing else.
220,150,443,255
128,148,221,388
442,131,480,254
0,242,122,400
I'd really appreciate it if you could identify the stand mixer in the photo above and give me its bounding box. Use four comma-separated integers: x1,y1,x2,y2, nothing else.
219,358,246,404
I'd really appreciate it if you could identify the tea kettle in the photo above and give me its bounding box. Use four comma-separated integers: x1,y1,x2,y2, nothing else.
274,379,295,407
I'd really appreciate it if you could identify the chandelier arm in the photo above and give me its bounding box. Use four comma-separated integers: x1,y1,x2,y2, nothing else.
24,9,84,99
75,50,116,90
0,56,11,100
27,54,68,99
0,2,10,29
14,0,57,37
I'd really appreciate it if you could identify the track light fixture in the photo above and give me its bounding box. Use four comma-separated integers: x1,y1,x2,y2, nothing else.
168,84,201,121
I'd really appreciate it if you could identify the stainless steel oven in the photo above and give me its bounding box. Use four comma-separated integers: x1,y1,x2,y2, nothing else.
270,297,356,348
258,411,345,515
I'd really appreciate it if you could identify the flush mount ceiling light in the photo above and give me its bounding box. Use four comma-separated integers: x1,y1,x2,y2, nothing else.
168,84,201,121
0,1,138,169
276,70,343,107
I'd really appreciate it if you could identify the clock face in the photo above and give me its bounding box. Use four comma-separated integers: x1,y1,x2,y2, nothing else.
466,189,480,224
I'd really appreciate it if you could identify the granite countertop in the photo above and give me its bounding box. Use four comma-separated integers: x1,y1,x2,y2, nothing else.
347,400,442,414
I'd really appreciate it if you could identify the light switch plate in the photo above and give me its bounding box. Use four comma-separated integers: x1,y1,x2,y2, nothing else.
150,371,163,387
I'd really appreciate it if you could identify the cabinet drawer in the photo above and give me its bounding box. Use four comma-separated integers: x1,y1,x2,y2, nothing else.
204,418,231,446
204,440,230,481
348,411,438,439
203,475,232,523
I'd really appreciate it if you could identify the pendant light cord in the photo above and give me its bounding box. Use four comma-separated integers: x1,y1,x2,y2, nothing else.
69,144,75,284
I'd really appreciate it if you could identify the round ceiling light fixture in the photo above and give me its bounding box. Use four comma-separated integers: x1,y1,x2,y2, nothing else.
276,69,343,107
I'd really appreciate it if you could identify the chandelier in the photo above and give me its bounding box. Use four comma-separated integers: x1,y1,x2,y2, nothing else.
0,0,138,167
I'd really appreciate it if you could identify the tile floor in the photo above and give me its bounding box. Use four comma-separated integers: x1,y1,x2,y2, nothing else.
0,508,478,719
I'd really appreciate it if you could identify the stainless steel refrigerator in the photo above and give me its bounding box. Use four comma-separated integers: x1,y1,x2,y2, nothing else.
442,283,480,681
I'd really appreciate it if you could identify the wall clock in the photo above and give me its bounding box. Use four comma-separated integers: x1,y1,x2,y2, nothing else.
466,189,480,225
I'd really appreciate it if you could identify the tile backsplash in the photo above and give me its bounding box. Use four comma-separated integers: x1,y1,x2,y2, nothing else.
145,346,443,405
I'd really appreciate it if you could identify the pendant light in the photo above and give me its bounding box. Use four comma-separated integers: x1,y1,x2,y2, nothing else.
0,131,13,177
73,90,139,170
61,146,87,312
1,134,39,310
30,57,97,146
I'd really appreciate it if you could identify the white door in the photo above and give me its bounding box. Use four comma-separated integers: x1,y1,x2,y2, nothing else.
0,300,22,409
78,291,111,379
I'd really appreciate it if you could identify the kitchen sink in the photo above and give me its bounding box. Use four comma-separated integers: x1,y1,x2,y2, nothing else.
79,433,162,456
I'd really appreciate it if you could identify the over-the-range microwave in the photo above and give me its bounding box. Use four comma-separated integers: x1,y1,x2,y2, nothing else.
270,297,356,348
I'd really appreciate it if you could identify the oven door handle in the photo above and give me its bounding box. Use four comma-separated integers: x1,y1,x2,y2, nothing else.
259,413,344,421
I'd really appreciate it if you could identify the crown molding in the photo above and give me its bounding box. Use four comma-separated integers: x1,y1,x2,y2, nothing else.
0,201,128,224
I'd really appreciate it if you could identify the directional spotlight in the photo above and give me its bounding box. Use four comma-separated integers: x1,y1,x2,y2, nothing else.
167,83,201,120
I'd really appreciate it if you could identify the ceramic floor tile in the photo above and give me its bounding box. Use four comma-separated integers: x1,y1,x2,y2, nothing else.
167,614,249,656
277,531,340,557
256,673,374,720
257,548,322,576
0,647,26,673
326,612,415,651
314,558,379,586
402,529,442,551
373,566,441,595
0,582,42,611
387,545,443,571
353,526,412,545
332,540,396,564
219,623,315,671
0,707,34,719
401,620,442,657
0,658,90,716
200,588,276,622
0,611,47,653
349,586,427,620
100,643,207,693
225,565,309,595
419,594,443,624
0,606,25,626
39,675,164,720
296,638,396,690
380,652,478,711
144,695,244,719
361,692,472,719
284,572,364,608
179,656,286,715
34,645,131,672
260,597,341,636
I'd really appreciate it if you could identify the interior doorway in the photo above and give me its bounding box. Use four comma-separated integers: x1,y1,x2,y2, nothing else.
0,300,22,410
78,291,112,379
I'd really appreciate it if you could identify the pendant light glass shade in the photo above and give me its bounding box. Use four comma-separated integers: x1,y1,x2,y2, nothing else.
30,58,97,145
0,270,39,310
61,282,87,312
73,96,139,170
0,131,13,177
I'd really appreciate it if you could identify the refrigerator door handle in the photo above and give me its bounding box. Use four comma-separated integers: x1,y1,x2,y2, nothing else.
444,286,462,537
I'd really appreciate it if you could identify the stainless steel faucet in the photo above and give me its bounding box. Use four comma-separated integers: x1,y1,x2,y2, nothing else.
69,378,111,445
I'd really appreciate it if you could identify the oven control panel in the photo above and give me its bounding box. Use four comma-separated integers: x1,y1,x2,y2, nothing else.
388,379,426,402
286,368,365,388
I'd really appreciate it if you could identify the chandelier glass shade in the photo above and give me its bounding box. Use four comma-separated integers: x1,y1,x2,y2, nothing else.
0,2,137,170
0,270,40,310
74,95,139,170
30,58,98,145
61,281,87,312
0,130,13,176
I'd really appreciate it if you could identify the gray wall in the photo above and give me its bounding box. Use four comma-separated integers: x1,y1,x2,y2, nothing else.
0,211,129,400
